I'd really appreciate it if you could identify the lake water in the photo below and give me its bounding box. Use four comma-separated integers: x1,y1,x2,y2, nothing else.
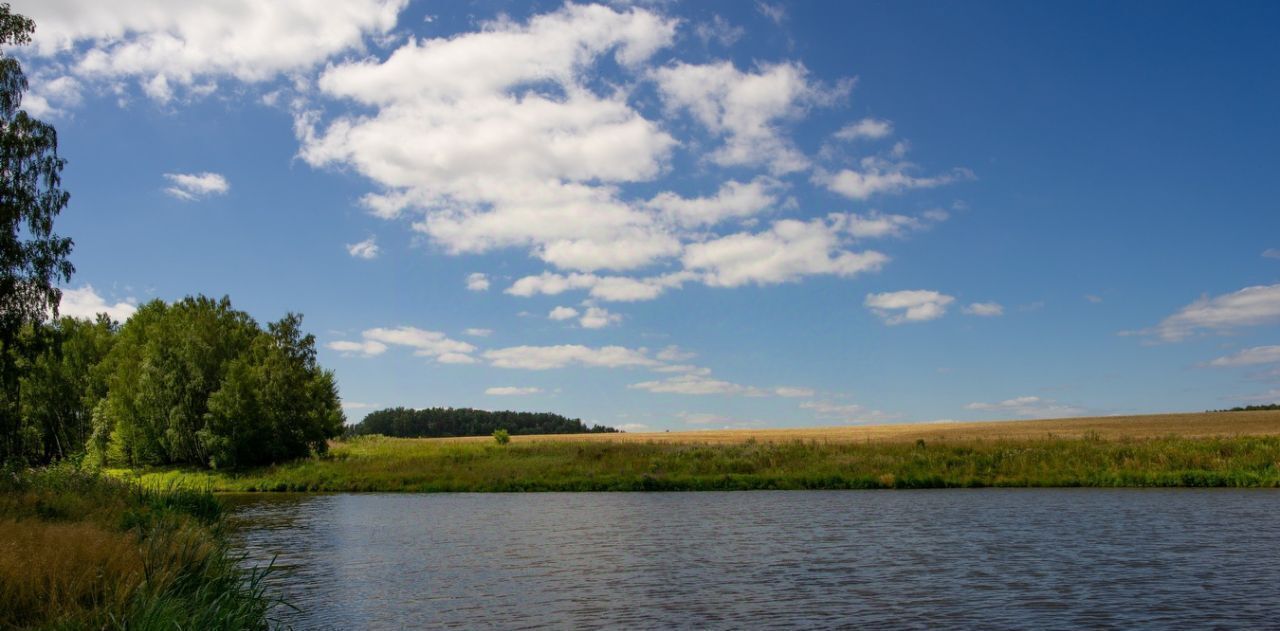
228,490,1280,629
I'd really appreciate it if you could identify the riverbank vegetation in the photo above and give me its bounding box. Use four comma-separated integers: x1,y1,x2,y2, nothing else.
349,406,617,438
0,466,276,629
127,428,1280,492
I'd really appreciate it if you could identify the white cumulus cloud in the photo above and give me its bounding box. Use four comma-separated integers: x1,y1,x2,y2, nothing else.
506,272,693,303
465,273,490,292
16,0,405,102
683,217,887,287
865,290,955,325
646,177,778,228
298,4,681,272
548,306,579,321
652,60,847,174
578,305,621,329
57,285,137,322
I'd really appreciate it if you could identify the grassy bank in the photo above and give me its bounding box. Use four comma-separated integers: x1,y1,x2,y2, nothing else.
0,466,277,629
125,431,1280,492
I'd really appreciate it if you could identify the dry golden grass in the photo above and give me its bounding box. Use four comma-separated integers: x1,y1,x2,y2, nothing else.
0,469,272,629
0,519,145,627
424,410,1280,445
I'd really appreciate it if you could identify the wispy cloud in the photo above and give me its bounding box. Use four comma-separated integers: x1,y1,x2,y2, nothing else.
484,345,658,370
833,118,892,142
965,396,1085,419
1137,284,1280,342
485,386,542,396
755,2,787,25
630,374,769,396
163,172,229,201
346,237,379,259
800,400,902,424
327,326,477,363
962,302,1004,317
1207,345,1280,367
466,273,490,292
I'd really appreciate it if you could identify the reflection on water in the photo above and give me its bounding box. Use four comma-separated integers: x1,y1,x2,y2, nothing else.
226,490,1280,629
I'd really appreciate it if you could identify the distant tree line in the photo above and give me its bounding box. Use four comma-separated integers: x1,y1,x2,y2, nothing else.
7,296,345,468
1216,404,1280,412
350,406,618,438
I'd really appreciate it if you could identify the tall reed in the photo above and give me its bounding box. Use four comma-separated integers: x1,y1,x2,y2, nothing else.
0,465,280,629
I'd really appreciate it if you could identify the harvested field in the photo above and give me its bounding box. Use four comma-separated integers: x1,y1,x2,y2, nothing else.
426,410,1280,445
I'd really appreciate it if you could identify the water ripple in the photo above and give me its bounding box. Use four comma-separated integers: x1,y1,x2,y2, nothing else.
225,489,1280,630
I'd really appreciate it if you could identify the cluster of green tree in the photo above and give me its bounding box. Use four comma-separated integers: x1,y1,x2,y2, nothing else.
10,297,345,468
350,406,618,438
1218,404,1280,412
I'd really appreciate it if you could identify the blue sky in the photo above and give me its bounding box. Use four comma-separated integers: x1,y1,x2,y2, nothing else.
13,0,1280,430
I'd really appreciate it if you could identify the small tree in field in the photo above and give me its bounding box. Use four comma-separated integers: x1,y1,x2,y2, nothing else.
492,428,510,445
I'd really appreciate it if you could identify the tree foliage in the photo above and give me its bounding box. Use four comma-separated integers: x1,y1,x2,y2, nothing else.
0,3,75,463
84,296,344,468
13,315,114,462
350,406,617,438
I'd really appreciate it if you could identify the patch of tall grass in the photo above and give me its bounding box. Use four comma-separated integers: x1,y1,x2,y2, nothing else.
128,433,1280,493
0,465,279,629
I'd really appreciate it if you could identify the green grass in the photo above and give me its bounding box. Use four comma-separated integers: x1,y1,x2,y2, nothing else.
0,465,280,630
121,433,1280,492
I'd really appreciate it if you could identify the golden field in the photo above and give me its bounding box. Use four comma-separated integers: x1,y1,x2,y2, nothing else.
428,410,1280,446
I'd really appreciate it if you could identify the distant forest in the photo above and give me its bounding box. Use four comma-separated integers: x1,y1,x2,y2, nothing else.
349,407,619,438
1218,404,1280,412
